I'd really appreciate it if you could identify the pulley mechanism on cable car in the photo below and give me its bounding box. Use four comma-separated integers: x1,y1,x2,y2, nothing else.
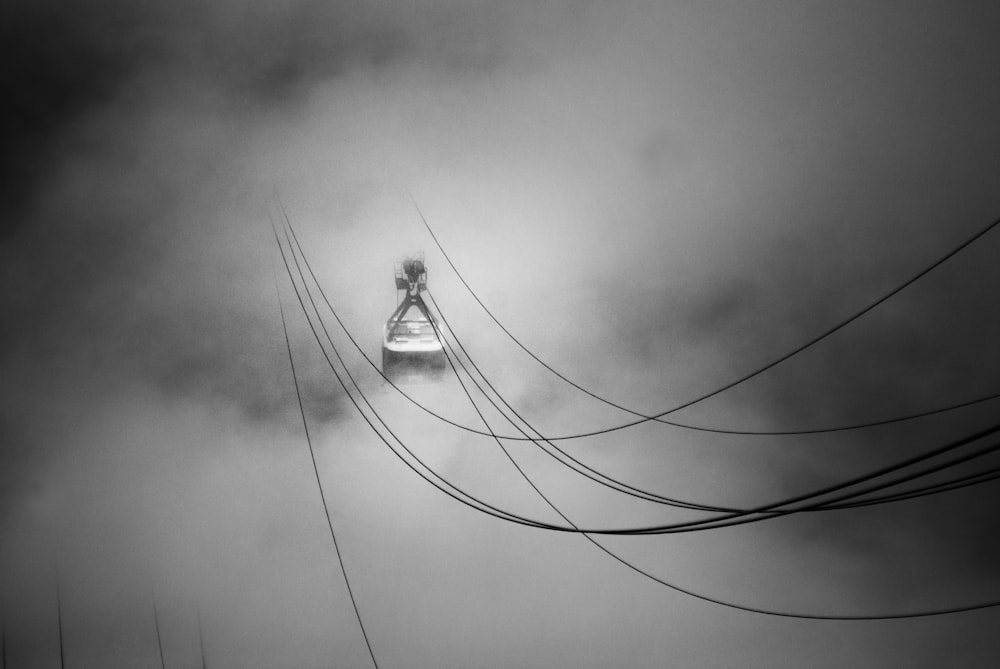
382,255,446,381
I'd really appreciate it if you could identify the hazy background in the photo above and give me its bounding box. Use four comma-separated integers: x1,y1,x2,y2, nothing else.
2,1,1000,667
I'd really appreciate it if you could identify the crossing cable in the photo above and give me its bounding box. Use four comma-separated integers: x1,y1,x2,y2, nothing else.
413,196,1000,440
276,285,380,669
424,291,733,511
432,296,1000,619
275,213,771,531
275,207,1000,535
426,289,744,509
637,427,1000,535
56,578,65,669
431,283,1000,439
427,290,1000,515
281,202,1000,439
829,463,1000,509
278,216,1000,537
271,207,1000,618
282,203,720,511
272,213,564,531
275,210,806,526
617,422,1000,534
428,296,1000,534
196,606,207,669
279,207,1000,514
152,594,166,669
279,210,557,441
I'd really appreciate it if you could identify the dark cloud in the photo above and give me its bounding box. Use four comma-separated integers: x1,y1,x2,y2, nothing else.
0,0,513,236
0,1,146,232
0,0,523,417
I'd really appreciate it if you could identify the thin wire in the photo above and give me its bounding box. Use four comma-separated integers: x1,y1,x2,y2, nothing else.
272,210,562,531
56,579,65,669
430,296,1000,535
196,606,207,669
428,291,1000,522
276,282,380,669
276,212,1000,539
273,202,1000,618
281,212,547,440
830,464,1000,509
628,426,1000,535
282,209,717,510
276,211,752,530
435,295,1000,618
426,289,732,510
657,391,1000,436
286,207,1000,439
275,204,1000,536
434,284,1000,438
412,195,1000,440
281,209,1000,515
152,594,166,669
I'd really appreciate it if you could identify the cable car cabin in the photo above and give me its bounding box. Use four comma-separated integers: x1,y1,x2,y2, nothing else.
382,315,446,381
382,255,446,381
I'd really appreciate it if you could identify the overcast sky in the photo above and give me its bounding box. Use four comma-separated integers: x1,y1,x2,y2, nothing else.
2,1,1000,667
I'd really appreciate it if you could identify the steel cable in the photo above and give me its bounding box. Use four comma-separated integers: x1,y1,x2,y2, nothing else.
412,195,1000,440
426,289,1000,517
152,594,166,669
828,464,1000,509
429,297,1000,534
277,284,380,669
431,293,1000,619
273,214,567,531
279,207,1000,517
283,204,1000,440
275,212,1000,538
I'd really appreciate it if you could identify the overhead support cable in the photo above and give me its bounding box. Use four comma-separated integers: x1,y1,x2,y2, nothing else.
430,283,1000,620
196,607,208,669
279,207,1000,518
281,206,1000,440
56,579,65,669
273,205,1000,537
275,269,380,669
271,210,565,531
424,289,732,511
425,287,1000,534
411,195,1000,440
152,594,166,669
827,462,1000,509
282,205,724,511
426,289,1000,516
269,199,1000,620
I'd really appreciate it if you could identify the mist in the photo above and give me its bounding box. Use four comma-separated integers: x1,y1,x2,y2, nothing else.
2,1,1000,667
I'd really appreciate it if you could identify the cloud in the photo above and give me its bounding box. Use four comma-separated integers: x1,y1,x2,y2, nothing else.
3,1,1000,667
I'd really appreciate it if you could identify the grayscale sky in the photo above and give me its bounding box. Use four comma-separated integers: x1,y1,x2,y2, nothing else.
2,1,1000,667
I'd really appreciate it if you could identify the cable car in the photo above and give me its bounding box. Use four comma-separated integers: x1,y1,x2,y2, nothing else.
382,256,446,381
